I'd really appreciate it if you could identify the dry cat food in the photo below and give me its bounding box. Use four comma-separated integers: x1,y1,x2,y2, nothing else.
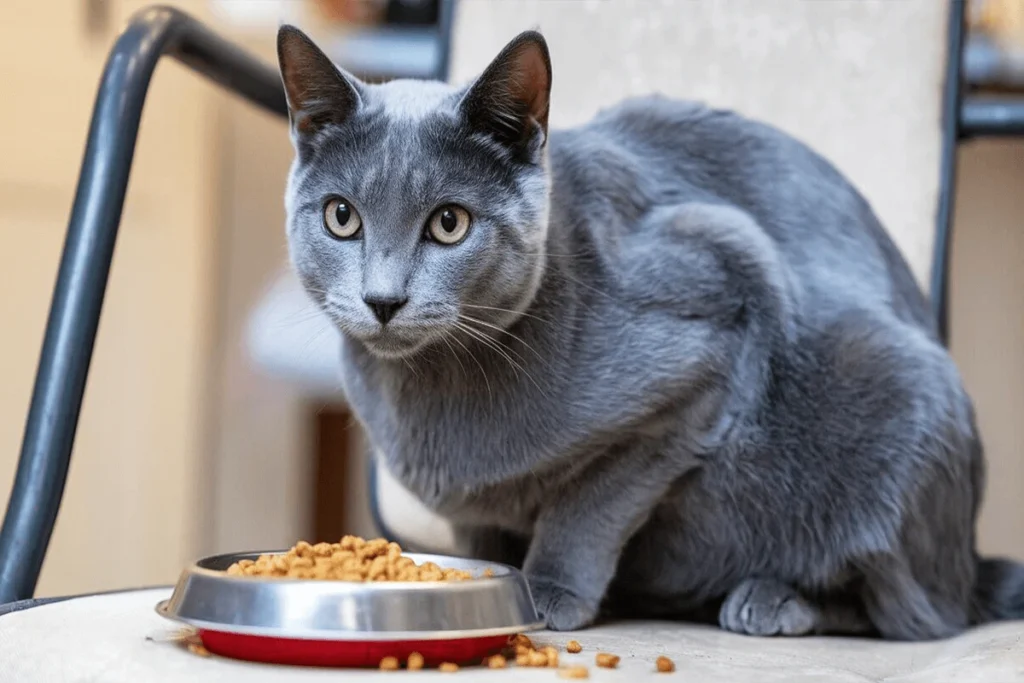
565,640,582,654
224,536,474,581
656,656,676,673
485,654,508,669
595,652,620,669
509,635,560,668
379,656,400,671
439,662,460,673
407,652,425,671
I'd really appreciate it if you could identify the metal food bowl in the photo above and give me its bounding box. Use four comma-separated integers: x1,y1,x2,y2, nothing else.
156,551,543,667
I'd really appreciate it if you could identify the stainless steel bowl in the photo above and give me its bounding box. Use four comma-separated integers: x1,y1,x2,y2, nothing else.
156,551,543,640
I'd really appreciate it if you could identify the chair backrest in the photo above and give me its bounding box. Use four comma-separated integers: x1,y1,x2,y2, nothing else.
374,0,956,551
452,0,948,285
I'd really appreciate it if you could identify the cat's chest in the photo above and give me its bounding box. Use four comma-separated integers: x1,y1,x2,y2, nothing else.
339,341,573,506
338,301,718,508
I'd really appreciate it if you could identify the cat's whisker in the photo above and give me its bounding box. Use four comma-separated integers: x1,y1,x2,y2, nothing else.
455,320,547,396
295,322,335,358
439,333,469,380
518,249,593,260
460,303,555,326
400,356,423,381
457,318,533,369
274,307,336,327
445,328,493,401
458,314,550,367
454,321,523,376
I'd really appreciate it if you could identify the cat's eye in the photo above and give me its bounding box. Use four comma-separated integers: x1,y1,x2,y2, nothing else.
323,197,362,239
426,205,471,245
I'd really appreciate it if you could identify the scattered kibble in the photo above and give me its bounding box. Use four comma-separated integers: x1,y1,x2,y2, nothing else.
224,536,477,582
407,652,424,671
187,642,211,658
656,656,675,673
439,662,459,673
566,640,582,654
506,634,564,668
486,654,508,669
379,656,400,671
510,634,534,651
178,631,211,658
595,653,620,669
558,666,590,679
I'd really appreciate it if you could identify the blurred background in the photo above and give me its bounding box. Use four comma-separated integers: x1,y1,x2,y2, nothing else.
0,0,1022,598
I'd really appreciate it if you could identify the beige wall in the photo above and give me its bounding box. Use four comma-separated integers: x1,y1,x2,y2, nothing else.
0,0,223,596
950,140,1024,559
451,0,947,285
205,87,312,557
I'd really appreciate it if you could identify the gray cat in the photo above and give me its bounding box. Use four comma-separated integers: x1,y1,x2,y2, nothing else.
276,26,1024,639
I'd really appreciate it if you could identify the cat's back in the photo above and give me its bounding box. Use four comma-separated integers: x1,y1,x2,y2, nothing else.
549,95,932,333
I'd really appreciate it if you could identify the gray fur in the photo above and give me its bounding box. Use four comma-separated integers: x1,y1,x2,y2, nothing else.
277,26,1024,639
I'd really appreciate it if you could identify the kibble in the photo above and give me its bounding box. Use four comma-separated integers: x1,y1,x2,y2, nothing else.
439,662,459,673
507,636,562,668
179,631,211,658
224,536,473,582
187,642,211,658
595,653,620,669
558,666,590,679
486,654,507,669
566,640,582,654
407,652,424,671
510,634,534,651
656,656,675,673
379,656,400,671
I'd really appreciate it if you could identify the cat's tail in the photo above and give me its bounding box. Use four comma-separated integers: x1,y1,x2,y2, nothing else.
970,556,1024,623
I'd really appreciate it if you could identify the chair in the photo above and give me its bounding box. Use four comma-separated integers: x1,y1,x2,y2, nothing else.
3,2,1024,680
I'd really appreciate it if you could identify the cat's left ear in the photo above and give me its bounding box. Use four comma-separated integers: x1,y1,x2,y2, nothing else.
277,25,362,139
459,31,552,157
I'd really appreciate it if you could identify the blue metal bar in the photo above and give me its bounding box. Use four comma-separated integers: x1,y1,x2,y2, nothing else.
961,97,1024,137
931,0,967,345
0,5,287,604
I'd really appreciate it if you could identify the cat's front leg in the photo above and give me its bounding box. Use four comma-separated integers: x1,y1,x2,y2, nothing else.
453,524,529,568
523,445,697,630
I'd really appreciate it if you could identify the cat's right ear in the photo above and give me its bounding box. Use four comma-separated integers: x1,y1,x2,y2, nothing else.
458,31,552,159
277,25,361,140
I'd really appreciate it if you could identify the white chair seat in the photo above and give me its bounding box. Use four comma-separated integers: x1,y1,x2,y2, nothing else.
2,588,1024,681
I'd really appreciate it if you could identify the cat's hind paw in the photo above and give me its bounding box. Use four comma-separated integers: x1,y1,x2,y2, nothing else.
719,578,818,636
528,577,598,631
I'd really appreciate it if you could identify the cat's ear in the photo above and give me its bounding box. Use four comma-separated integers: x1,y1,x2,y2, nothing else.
458,31,552,156
277,25,361,138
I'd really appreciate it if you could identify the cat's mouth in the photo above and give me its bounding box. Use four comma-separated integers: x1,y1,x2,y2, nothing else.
359,326,439,359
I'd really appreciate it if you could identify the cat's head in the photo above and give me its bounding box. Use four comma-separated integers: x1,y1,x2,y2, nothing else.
278,26,552,359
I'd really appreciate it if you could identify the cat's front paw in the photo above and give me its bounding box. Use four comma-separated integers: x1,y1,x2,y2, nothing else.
718,578,818,636
528,577,598,631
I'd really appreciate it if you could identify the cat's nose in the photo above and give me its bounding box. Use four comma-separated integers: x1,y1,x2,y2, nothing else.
363,295,407,325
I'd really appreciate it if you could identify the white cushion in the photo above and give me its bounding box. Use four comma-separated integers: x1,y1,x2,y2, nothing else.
2,589,1023,681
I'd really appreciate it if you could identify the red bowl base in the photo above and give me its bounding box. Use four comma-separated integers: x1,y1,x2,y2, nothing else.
199,630,510,668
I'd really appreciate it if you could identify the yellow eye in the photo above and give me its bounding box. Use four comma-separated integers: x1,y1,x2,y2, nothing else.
323,197,362,238
427,205,471,245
